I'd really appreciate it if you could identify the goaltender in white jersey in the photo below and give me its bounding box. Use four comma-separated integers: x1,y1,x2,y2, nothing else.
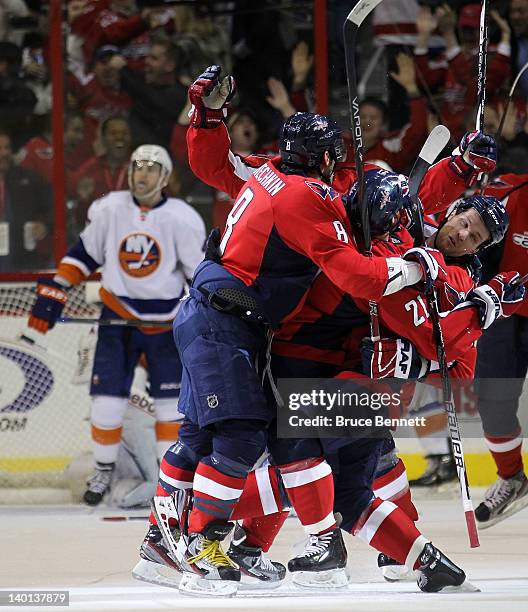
28,144,206,506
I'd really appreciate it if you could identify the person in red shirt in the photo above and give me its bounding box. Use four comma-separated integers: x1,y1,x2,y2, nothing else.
70,115,132,214
414,4,511,141
18,112,88,184
358,52,428,174
472,174,528,528
68,45,132,147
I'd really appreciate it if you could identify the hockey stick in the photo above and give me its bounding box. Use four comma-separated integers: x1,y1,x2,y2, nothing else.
407,125,451,246
343,0,385,340
476,0,489,133
59,317,172,328
426,286,480,548
496,61,528,140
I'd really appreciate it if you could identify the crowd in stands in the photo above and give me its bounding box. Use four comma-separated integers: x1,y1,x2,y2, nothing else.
0,0,527,271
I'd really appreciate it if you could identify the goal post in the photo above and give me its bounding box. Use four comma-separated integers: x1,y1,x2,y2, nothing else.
0,274,100,502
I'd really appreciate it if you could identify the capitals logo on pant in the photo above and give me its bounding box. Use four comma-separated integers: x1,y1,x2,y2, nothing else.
118,232,161,277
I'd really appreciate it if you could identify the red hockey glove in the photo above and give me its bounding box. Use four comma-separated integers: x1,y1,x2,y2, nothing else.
467,271,526,329
403,247,448,293
361,337,430,379
28,278,68,333
188,65,236,129
449,131,497,187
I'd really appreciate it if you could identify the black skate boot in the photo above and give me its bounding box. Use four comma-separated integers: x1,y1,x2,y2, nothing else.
416,543,465,592
83,462,114,505
377,553,416,582
409,453,457,487
226,525,286,588
179,520,241,596
132,523,182,587
288,527,348,588
475,470,528,529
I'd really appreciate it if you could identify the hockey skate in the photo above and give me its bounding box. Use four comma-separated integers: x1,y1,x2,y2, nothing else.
226,524,286,589
83,462,114,506
475,470,528,529
416,543,466,592
132,523,183,588
409,453,457,488
377,553,417,582
178,520,241,597
288,527,348,588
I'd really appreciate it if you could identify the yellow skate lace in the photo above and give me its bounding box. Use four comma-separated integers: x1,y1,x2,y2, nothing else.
187,539,237,568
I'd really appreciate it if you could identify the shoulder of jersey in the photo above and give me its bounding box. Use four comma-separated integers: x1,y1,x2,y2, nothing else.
163,196,206,228
88,190,131,216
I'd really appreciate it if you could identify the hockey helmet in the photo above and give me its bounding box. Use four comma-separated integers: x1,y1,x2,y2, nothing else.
128,144,173,199
280,112,346,170
345,168,413,236
451,194,509,250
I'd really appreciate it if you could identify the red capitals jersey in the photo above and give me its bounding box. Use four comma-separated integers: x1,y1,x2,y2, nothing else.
485,174,528,318
216,159,390,327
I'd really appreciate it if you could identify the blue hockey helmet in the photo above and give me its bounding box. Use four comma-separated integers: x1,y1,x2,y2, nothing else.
344,168,413,236
451,194,509,250
280,112,346,169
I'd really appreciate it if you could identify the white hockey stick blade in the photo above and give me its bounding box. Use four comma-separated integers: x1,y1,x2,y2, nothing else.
346,0,385,26
418,125,451,166
132,558,181,589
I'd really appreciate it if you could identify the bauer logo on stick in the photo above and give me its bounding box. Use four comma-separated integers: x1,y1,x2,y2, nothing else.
118,232,161,277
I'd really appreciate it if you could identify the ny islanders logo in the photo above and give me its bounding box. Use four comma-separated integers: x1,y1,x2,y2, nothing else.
118,232,161,277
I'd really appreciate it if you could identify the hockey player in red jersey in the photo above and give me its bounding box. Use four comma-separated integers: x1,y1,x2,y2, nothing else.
153,72,451,595
471,174,528,527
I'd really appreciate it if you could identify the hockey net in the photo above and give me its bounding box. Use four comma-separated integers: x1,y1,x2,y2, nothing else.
0,278,101,503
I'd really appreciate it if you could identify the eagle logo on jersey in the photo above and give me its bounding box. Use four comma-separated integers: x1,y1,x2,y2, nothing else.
305,181,339,202
118,232,161,277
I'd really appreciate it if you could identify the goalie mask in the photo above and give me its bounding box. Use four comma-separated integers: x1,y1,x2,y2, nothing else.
128,145,173,200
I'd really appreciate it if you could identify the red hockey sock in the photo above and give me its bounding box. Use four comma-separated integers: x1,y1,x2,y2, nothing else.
485,431,524,479
353,497,427,569
373,458,418,522
232,465,286,520
278,457,336,534
242,511,290,552
188,462,246,534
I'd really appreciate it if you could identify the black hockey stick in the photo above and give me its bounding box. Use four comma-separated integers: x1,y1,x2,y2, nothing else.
407,125,451,246
425,285,480,548
59,317,172,328
409,129,480,548
476,0,489,133
343,0,385,340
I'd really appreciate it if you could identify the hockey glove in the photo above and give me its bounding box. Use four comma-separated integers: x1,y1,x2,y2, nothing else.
188,65,236,129
28,277,68,333
467,271,526,329
204,227,222,263
361,337,430,379
449,131,497,187
403,247,448,293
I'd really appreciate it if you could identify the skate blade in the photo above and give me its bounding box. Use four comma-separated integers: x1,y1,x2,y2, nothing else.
381,565,418,583
477,494,528,530
131,559,181,589
178,572,238,597
238,576,284,591
440,579,480,593
292,568,349,589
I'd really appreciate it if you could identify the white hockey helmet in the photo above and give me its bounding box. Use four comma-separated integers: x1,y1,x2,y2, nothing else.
128,144,173,199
